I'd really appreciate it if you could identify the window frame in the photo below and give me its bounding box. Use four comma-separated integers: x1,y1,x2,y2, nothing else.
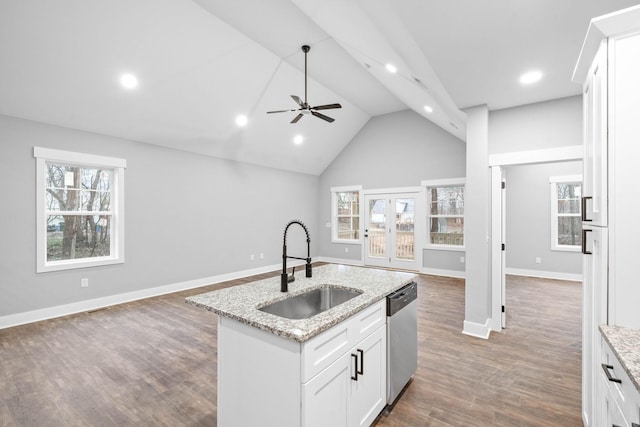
34,147,126,273
331,185,362,244
422,178,465,251
550,175,582,252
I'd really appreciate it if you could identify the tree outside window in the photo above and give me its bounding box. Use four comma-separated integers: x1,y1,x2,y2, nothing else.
332,187,361,242
551,177,582,251
35,147,125,272
428,185,464,247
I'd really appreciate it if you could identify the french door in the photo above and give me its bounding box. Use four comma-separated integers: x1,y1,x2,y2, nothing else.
363,192,421,271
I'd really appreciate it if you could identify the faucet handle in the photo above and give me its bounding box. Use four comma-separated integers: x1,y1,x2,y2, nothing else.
288,266,296,283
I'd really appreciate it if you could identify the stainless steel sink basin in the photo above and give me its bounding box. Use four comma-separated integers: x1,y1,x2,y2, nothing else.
258,286,363,320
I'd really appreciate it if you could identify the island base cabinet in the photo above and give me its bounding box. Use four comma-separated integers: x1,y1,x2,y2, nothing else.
302,324,387,427
303,352,350,427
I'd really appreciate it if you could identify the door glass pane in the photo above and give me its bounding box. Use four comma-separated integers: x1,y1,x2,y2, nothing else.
396,198,414,260
368,199,386,258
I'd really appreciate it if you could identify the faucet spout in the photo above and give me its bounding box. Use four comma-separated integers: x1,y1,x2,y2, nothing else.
281,220,312,292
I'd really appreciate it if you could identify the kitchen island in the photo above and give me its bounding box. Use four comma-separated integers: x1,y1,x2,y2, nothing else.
186,264,416,427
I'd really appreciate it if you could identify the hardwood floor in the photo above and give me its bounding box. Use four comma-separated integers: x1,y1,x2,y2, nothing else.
0,270,582,426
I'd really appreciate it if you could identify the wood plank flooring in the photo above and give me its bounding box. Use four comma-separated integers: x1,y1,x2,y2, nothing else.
0,270,582,426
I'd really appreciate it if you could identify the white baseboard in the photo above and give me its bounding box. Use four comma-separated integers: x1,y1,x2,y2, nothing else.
462,319,491,339
0,262,299,330
505,268,582,282
421,267,465,279
316,256,364,267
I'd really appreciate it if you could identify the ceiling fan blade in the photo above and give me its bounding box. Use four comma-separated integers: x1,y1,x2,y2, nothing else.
291,113,304,124
267,109,296,114
311,111,335,123
291,95,304,107
311,103,342,111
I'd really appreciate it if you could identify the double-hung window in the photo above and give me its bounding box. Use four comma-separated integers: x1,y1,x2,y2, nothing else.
550,175,582,251
423,179,465,249
331,186,361,243
34,147,126,272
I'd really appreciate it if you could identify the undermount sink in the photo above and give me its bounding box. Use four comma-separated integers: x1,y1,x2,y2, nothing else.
258,286,363,320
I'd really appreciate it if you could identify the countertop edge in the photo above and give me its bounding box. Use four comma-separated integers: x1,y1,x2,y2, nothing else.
600,325,640,394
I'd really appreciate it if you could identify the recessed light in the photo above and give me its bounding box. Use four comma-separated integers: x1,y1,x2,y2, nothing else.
235,114,248,127
385,63,397,74
293,134,304,145
119,73,138,89
519,70,542,85
424,105,433,113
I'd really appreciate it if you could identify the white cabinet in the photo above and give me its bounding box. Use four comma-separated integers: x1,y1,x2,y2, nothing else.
598,336,640,427
581,40,608,227
348,325,387,427
574,6,640,426
217,299,387,427
303,351,350,427
302,324,386,427
582,225,608,426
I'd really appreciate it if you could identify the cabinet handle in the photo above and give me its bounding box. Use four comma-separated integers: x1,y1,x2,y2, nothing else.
581,196,592,222
357,349,364,375
601,363,622,383
582,229,592,255
351,353,358,381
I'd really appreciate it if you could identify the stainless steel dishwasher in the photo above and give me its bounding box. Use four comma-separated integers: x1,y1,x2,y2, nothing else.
386,281,418,405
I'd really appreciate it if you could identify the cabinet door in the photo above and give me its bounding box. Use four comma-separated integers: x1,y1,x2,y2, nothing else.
582,226,608,426
608,31,640,329
349,325,387,427
302,352,350,427
582,40,608,226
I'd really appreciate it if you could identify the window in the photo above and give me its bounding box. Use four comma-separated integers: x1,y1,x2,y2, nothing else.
423,179,465,249
34,147,126,272
331,186,361,242
550,175,582,251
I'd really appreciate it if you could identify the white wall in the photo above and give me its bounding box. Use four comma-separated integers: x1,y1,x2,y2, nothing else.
0,115,319,321
504,161,582,279
317,109,467,271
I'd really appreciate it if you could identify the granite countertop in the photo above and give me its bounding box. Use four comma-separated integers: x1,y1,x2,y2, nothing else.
600,325,640,393
186,264,416,343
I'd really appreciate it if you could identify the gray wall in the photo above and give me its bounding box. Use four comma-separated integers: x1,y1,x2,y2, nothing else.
318,109,466,269
504,161,582,276
0,115,319,317
489,95,582,154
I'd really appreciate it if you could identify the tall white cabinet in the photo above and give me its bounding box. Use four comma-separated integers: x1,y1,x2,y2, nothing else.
573,5,640,426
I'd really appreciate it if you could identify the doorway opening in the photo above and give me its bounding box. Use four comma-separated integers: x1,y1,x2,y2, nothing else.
490,149,583,331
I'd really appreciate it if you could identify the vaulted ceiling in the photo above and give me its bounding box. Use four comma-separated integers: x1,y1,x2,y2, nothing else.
1,0,638,175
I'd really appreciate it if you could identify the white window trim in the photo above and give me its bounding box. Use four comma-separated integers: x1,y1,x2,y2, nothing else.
422,178,465,251
331,185,362,244
34,147,126,273
549,175,582,253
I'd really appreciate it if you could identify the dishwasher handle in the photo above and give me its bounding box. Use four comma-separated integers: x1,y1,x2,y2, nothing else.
387,281,417,316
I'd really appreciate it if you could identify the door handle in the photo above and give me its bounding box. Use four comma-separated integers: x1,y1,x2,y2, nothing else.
351,353,359,381
582,229,592,255
581,196,592,222
601,363,622,383
356,349,364,375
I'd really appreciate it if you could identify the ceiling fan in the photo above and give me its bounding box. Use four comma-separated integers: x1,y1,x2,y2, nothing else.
267,45,342,123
